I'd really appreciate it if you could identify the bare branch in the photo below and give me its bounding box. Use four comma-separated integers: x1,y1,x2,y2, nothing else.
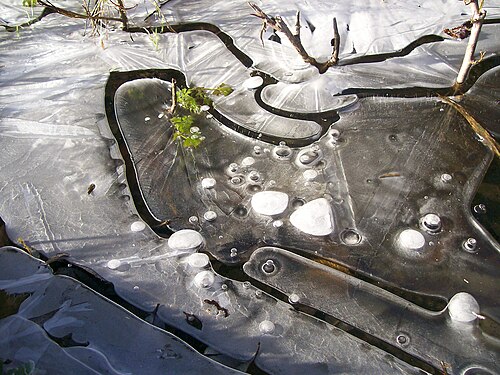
328,17,340,66
294,11,300,36
456,0,486,85
248,2,340,74
170,78,177,114
37,0,124,23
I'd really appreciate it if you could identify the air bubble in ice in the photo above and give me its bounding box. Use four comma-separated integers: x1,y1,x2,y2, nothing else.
241,157,255,166
273,220,283,228
201,177,216,189
230,248,238,257
253,146,262,155
107,259,122,270
441,173,452,183
259,320,275,334
168,229,204,252
189,216,199,224
341,229,361,245
262,259,276,274
448,292,480,323
231,176,244,185
289,198,334,236
288,293,300,304
251,191,289,216
397,229,425,251
243,76,264,90
204,211,217,221
462,238,477,252
228,163,239,174
131,221,146,232
273,142,292,159
187,253,210,268
473,204,486,214
303,169,318,181
190,126,200,134
248,171,260,181
194,271,215,288
420,213,442,233
247,185,263,193
299,151,320,165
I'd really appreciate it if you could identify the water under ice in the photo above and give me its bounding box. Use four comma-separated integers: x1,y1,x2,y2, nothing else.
0,0,499,374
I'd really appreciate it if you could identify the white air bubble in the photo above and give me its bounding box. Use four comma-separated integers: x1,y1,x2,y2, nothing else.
201,178,216,189
259,320,275,334
397,229,425,251
168,229,204,252
243,76,264,90
131,221,146,232
251,191,289,216
107,259,122,270
303,169,318,181
187,253,210,268
448,292,480,323
241,157,255,166
194,271,215,288
204,211,217,221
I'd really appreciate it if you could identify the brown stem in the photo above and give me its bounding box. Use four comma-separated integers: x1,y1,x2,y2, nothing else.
170,78,177,114
37,0,124,24
456,0,486,85
114,0,129,29
248,2,340,74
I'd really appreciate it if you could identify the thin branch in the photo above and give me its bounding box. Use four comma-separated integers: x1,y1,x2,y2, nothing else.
456,0,486,85
37,0,124,23
170,78,177,114
326,17,340,68
294,11,300,36
248,2,340,74
113,0,129,29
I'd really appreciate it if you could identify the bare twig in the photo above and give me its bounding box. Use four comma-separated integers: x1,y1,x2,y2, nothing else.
113,0,130,29
456,0,486,85
38,0,123,22
170,78,177,114
248,2,340,73
37,0,131,32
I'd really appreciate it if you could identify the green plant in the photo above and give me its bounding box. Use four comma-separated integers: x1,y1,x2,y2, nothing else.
171,115,204,148
171,83,233,148
22,0,37,7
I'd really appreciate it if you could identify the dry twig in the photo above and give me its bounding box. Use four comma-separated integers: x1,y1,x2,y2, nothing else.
456,0,486,85
249,2,340,73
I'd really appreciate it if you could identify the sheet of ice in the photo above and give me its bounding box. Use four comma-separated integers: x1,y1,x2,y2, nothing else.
0,0,499,373
0,247,242,375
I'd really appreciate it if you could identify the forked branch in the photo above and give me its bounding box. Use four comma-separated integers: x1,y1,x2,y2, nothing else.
249,2,340,73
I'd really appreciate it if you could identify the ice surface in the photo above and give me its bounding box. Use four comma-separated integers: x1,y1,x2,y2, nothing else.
289,198,334,236
0,247,241,375
0,0,499,373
